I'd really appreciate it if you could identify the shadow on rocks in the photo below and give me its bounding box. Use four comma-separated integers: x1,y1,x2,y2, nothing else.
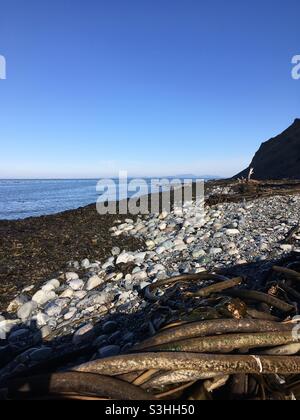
1,251,300,399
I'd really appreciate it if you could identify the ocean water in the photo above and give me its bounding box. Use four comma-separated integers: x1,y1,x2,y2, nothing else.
0,178,187,220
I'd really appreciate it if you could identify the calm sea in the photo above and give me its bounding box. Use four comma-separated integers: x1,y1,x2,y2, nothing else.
0,178,204,220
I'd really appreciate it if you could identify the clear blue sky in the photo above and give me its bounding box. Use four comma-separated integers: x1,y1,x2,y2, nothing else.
0,0,299,178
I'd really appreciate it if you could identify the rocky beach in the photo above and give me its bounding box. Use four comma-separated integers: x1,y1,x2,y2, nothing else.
2,180,300,399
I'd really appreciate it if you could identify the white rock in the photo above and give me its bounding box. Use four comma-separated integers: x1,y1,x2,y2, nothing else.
86,275,103,291
42,279,60,292
68,279,84,291
36,312,50,327
185,236,195,244
65,272,79,281
40,326,51,339
59,289,74,299
44,301,65,317
236,259,247,265
81,259,90,269
134,252,147,264
111,247,121,256
132,271,148,281
0,319,20,339
116,252,134,265
140,281,150,290
156,246,166,255
17,301,38,322
114,273,123,281
280,244,293,252
159,211,169,220
192,249,206,259
7,295,29,313
174,244,187,252
22,285,35,293
32,290,57,307
209,248,223,255
64,307,77,321
159,222,167,231
73,290,87,299
225,229,240,236
146,240,156,250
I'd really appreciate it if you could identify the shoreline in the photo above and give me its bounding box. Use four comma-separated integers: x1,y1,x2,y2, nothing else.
1,179,300,395
1,178,300,311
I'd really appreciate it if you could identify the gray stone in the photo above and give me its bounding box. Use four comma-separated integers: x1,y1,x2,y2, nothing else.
102,321,118,334
30,347,52,362
9,329,30,344
93,334,108,348
73,323,95,346
98,345,120,358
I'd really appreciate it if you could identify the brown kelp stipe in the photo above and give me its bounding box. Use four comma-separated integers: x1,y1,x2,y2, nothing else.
3,260,300,400
3,372,153,400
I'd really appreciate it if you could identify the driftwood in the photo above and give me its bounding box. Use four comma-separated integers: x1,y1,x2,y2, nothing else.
2,259,300,401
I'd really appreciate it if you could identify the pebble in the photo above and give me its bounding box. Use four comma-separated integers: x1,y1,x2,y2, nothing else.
81,259,91,269
32,290,57,307
36,312,50,327
280,244,293,252
0,319,20,339
73,323,95,346
116,253,134,265
44,300,66,317
65,272,79,281
59,289,74,299
225,229,240,236
111,247,121,256
156,246,166,255
17,301,38,322
9,329,31,344
3,192,300,372
86,275,103,291
64,307,77,320
7,295,29,313
98,345,120,358
42,279,60,291
30,347,52,362
68,279,84,291
209,248,223,255
40,326,51,339
102,321,118,334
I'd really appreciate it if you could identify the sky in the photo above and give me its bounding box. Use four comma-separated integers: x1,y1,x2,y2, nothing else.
0,0,299,179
